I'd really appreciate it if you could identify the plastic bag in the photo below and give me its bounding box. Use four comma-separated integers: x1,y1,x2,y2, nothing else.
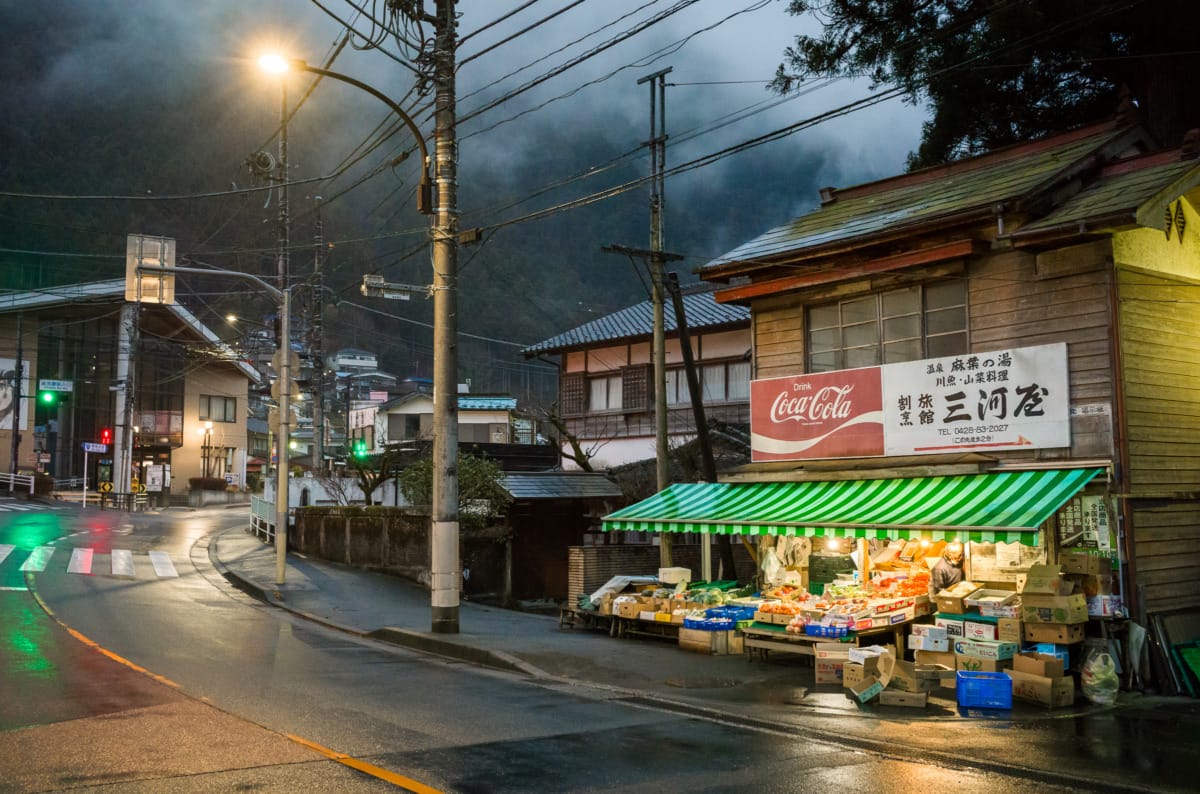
1081,650,1120,705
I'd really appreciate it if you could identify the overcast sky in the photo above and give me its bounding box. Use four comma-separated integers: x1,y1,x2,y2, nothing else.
1,1,929,338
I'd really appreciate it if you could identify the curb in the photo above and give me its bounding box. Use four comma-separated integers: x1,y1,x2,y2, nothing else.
207,527,548,678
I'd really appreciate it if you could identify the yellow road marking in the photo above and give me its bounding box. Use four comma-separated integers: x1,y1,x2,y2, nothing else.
27,570,443,793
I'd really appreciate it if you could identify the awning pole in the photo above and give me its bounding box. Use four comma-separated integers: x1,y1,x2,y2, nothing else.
701,531,711,582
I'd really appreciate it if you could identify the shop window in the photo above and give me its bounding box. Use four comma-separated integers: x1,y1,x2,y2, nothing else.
200,394,237,423
807,280,967,373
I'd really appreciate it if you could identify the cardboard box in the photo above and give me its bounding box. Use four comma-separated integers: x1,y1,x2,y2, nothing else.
1068,573,1113,597
678,628,742,655
1060,551,1106,576
879,689,929,708
815,660,845,685
965,589,1017,609
909,635,950,652
979,602,1021,618
953,638,1019,660
848,675,884,703
888,659,939,693
615,600,642,619
936,593,970,614
814,642,852,660
638,610,659,622
915,650,957,669
1021,593,1088,625
842,662,865,689
911,624,948,640
955,654,1014,673
996,618,1022,643
1023,622,1086,644
1013,651,1066,678
1006,668,1075,707
848,645,890,665
1022,564,1073,595
658,566,691,584
935,616,966,637
964,620,998,641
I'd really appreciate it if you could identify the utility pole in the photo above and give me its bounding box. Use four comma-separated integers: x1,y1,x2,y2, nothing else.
311,196,325,475
641,66,672,569
430,0,461,634
9,313,23,475
274,76,292,586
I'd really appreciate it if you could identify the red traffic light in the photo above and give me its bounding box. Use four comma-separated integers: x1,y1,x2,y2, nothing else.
100,428,113,445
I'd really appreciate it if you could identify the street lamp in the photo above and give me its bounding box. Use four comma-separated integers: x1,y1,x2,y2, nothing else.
259,43,461,634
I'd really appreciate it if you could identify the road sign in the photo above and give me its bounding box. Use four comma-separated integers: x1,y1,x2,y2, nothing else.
136,484,147,494
99,482,113,493
38,379,74,392
82,442,108,453
130,477,140,491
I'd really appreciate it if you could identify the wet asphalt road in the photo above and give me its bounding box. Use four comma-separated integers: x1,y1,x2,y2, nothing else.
0,500,1155,791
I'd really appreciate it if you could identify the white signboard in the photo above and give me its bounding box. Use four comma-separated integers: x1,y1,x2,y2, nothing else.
145,465,164,493
881,343,1070,455
38,379,74,392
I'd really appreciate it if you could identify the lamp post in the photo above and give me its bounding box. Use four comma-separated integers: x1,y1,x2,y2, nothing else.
260,26,461,632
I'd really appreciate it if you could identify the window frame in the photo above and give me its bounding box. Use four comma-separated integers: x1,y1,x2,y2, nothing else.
199,394,237,423
806,280,967,373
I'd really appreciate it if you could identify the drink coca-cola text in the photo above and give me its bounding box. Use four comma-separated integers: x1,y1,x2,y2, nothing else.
769,385,855,423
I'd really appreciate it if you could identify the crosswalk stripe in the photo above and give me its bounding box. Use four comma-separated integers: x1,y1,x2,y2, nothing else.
111,549,135,577
20,546,55,572
0,544,14,565
148,550,178,578
67,547,94,575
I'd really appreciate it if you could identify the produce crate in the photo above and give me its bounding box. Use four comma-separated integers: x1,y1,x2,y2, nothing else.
956,671,1013,709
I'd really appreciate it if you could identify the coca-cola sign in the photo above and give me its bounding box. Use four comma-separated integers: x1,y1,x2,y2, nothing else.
751,368,884,461
750,343,1071,462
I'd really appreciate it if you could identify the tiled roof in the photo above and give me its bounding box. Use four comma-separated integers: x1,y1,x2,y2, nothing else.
522,288,749,356
702,123,1144,272
1014,153,1200,236
501,471,622,500
459,396,517,411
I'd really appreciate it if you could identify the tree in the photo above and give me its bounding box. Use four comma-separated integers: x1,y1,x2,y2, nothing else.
398,453,513,531
347,446,406,506
772,1,1200,169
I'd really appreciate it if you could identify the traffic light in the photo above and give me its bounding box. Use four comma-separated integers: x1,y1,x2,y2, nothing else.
38,390,68,406
100,428,113,445
352,439,368,459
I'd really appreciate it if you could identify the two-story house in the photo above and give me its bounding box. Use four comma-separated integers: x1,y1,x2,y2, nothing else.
522,282,751,470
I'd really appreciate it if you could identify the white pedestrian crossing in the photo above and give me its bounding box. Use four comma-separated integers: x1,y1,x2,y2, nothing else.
67,547,94,575
148,550,178,578
111,548,135,577
0,546,180,580
20,546,55,572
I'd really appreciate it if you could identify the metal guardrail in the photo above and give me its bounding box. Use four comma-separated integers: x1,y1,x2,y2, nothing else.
0,472,36,494
53,477,86,489
251,495,276,543
99,492,149,512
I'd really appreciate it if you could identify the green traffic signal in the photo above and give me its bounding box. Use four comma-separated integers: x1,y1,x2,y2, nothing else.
39,390,58,405
353,439,368,459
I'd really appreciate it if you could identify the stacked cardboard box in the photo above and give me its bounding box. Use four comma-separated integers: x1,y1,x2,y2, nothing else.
1019,564,1088,645
1005,651,1076,707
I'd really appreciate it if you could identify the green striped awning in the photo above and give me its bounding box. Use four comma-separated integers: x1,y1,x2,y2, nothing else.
602,468,1103,546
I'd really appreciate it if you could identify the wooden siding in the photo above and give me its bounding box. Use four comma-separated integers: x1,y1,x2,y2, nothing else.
1129,502,1200,614
971,247,1116,459
1118,269,1200,491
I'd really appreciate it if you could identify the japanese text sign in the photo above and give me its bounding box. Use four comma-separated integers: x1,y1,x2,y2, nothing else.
751,343,1070,461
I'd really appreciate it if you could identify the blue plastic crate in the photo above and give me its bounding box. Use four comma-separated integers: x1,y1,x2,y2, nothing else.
682,617,735,631
956,671,1012,709
705,606,756,622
